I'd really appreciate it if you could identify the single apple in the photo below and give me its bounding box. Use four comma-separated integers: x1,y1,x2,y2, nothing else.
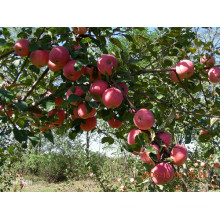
14,39,30,57
108,115,122,128
66,86,85,106
140,144,160,165
133,108,155,130
48,108,65,127
97,54,117,75
102,87,123,108
176,59,194,78
30,50,49,68
156,131,171,147
200,162,206,167
200,130,208,135
49,46,70,66
84,66,102,82
72,27,87,35
127,129,148,145
89,80,109,101
170,66,184,82
55,97,63,106
112,82,129,95
170,145,188,166
77,103,96,119
151,162,174,185
200,54,215,67
208,67,220,83
80,117,97,131
48,60,64,72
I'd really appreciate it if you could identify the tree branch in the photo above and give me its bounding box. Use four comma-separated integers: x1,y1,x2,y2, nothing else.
0,49,14,60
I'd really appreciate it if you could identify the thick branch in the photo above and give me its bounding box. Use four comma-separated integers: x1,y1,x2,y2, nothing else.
23,67,49,101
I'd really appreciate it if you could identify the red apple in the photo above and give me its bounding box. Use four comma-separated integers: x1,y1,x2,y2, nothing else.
102,87,123,108
200,54,215,67
89,80,109,101
127,129,148,145
6,110,13,118
108,115,122,128
176,59,194,79
156,131,171,147
112,82,129,96
77,103,96,119
66,86,85,106
170,145,188,166
49,46,69,66
213,163,220,168
151,162,174,185
48,60,64,72
97,54,117,75
14,39,30,57
133,109,155,130
200,130,208,135
63,60,85,81
48,108,65,127
194,162,199,167
85,66,102,82
200,162,206,167
72,27,87,35
30,50,49,68
208,67,220,83
80,117,97,131
140,144,160,165
170,66,184,82
55,97,63,106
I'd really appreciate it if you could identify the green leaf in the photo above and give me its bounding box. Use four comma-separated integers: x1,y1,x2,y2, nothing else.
43,130,54,144
210,117,219,127
89,101,99,108
45,100,56,111
29,65,40,73
204,148,214,158
109,38,123,49
67,94,81,104
29,136,40,146
185,128,192,144
13,129,28,143
14,100,28,111
28,42,38,52
101,137,114,145
0,88,13,101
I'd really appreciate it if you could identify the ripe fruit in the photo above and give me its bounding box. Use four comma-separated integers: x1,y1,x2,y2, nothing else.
208,67,220,83
89,80,109,101
48,108,65,127
200,54,215,67
66,86,85,106
80,117,97,131
133,109,155,130
77,103,96,119
156,131,171,147
30,50,49,68
189,167,195,172
72,27,87,35
85,66,102,82
151,162,174,185
48,60,64,72
200,130,208,135
194,163,199,167
102,87,123,108
170,66,184,82
55,97,63,106
7,110,13,118
214,163,220,168
97,54,117,75
63,60,85,81
176,59,194,78
140,144,160,165
108,115,122,128
170,145,188,166
127,129,148,145
49,46,70,66
113,82,129,95
14,39,30,57
200,162,206,167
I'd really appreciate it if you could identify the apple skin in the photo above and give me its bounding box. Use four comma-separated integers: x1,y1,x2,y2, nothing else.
49,46,70,66
200,130,208,135
48,108,65,127
63,60,85,81
176,59,194,79
102,87,123,108
77,103,96,119
170,66,184,82
213,163,220,168
208,67,220,83
127,129,148,145
200,55,215,67
151,162,174,185
6,110,13,118
112,82,129,96
55,97,63,106
84,66,102,82
48,60,64,72
72,27,87,35
66,86,85,106
140,144,160,165
30,50,49,68
97,54,117,75
89,80,109,101
170,145,188,166
133,108,155,130
156,131,171,147
108,115,122,128
200,162,206,167
194,163,199,167
80,117,97,131
14,39,30,57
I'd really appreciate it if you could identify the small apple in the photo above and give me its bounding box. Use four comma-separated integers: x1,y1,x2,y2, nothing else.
112,82,129,95
102,87,123,108
200,54,215,67
156,131,171,147
208,67,220,83
66,86,85,106
200,130,208,135
194,162,199,167
48,108,65,127
85,66,102,82
97,54,117,75
127,129,148,145
30,50,49,68
55,97,63,106
200,162,206,167
14,39,30,57
77,103,96,119
89,80,109,101
80,117,97,131
170,66,184,82
48,60,64,72
72,27,87,35
108,115,122,128
176,59,194,78
170,145,188,166
133,108,155,130
63,60,85,81
49,46,70,66
151,162,174,185
140,144,160,165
